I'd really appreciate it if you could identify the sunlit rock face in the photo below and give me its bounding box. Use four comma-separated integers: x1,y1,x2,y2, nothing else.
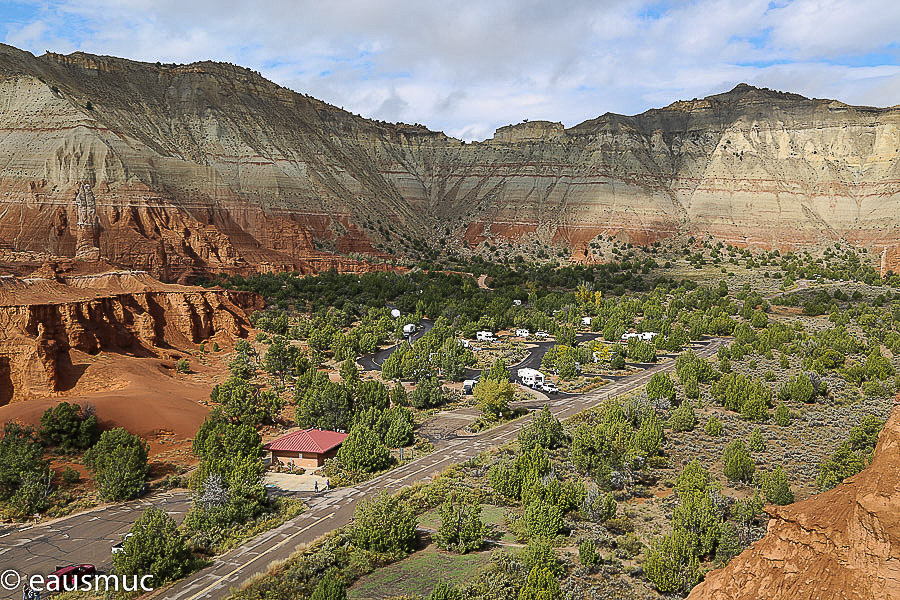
2,45,900,278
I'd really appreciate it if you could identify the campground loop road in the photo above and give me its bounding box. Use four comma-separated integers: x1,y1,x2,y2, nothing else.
0,337,724,600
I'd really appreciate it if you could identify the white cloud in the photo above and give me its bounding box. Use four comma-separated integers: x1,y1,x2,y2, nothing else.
3,0,900,140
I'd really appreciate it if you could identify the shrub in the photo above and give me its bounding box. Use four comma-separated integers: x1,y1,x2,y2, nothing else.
644,529,701,593
351,492,417,555
518,566,561,600
705,417,723,437
756,466,794,505
39,402,98,453
722,440,755,482
774,403,791,426
817,415,884,490
61,467,80,485
429,582,462,600
748,427,765,452
435,493,487,553
518,405,567,451
778,373,815,403
84,428,148,501
578,539,601,566
310,569,346,600
176,358,190,374
667,402,697,432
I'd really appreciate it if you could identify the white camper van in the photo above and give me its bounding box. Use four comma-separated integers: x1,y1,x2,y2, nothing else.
517,368,545,388
403,323,418,336
476,331,496,342
462,379,477,395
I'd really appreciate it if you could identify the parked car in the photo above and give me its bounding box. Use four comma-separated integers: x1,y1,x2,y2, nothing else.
541,382,559,395
48,564,96,590
535,331,549,339
111,532,133,554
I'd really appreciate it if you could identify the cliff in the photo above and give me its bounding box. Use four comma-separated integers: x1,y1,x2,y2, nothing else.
1,45,900,277
0,269,262,404
687,401,900,600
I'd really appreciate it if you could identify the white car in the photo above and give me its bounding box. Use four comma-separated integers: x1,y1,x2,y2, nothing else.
535,331,550,339
111,533,133,554
541,383,559,395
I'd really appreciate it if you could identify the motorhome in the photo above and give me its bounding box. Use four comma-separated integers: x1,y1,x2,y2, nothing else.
620,331,658,342
403,323,418,336
515,328,530,338
517,368,545,388
476,331,496,342
462,379,477,395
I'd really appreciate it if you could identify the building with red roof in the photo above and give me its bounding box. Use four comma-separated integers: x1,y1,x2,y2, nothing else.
263,428,348,468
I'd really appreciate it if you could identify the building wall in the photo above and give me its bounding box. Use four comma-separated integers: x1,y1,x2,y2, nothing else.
270,448,340,469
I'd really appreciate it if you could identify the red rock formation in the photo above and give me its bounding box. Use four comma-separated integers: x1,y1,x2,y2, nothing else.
0,270,262,404
687,401,900,600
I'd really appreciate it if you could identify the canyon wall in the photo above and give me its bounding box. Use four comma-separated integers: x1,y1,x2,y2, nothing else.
687,401,900,600
1,45,900,278
0,270,262,404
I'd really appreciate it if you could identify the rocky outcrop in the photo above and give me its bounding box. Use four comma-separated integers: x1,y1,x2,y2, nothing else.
687,401,900,600
0,270,261,404
1,45,900,276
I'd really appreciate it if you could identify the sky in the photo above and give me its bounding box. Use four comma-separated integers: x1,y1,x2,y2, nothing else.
3,0,900,140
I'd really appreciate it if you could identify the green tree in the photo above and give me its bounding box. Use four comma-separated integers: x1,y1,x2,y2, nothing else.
84,428,149,501
410,377,446,409
644,529,701,594
756,466,794,505
112,506,192,584
518,406,566,451
340,359,360,387
39,402,98,453
429,582,462,600
485,357,510,382
722,440,755,483
646,372,675,403
0,424,52,516
705,417,723,437
748,427,765,452
338,423,390,473
310,569,346,600
475,378,514,420
778,373,815,404
667,402,697,432
435,493,487,553
524,499,564,538
351,492,417,554
518,566,560,600
774,403,791,426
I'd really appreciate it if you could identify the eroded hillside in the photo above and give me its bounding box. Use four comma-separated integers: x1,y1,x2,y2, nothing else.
2,45,900,279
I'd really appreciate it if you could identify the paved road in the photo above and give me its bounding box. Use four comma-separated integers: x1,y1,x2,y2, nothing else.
159,337,724,600
0,338,723,600
0,491,190,598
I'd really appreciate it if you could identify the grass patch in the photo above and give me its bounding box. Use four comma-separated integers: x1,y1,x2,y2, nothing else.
348,544,500,600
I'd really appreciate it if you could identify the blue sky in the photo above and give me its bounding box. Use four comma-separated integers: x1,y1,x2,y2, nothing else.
3,0,900,140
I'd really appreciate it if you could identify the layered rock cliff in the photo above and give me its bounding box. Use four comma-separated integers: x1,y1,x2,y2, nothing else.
0,269,261,404
1,44,900,278
687,401,900,600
